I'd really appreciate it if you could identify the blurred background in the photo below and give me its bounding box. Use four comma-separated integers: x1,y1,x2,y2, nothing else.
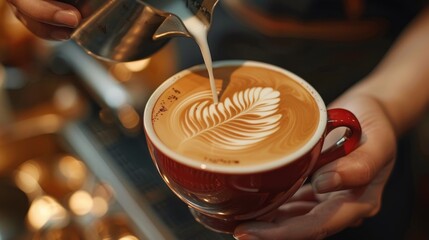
0,0,194,239
0,0,429,239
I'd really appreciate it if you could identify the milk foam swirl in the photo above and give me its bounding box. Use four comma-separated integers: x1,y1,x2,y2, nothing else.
172,87,281,150
152,65,320,167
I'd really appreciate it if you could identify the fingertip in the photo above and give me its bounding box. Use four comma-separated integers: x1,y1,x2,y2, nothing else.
8,0,81,28
53,9,80,28
312,172,342,193
234,222,273,240
233,233,259,240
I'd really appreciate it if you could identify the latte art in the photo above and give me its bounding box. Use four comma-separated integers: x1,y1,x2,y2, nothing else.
176,87,281,150
152,65,320,167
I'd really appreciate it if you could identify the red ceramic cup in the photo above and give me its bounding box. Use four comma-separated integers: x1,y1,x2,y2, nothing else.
143,60,361,234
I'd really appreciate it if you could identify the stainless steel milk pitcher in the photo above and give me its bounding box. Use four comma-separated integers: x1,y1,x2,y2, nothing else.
59,0,219,62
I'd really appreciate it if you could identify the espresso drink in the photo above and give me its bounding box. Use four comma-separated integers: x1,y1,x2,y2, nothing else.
152,65,320,167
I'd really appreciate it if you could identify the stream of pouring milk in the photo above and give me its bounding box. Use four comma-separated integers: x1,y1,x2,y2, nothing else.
183,16,219,104
167,2,219,104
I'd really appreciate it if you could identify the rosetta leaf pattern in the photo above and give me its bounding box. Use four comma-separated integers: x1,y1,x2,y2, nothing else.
181,87,282,150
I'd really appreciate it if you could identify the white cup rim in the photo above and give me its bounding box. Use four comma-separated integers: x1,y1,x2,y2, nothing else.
144,60,327,174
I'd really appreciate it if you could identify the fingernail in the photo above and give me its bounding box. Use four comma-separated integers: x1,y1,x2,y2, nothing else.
53,10,79,27
233,233,259,240
313,172,342,193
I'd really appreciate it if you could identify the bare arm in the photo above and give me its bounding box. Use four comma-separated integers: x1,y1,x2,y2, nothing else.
336,6,429,136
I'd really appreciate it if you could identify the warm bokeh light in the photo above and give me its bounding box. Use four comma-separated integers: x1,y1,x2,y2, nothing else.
94,183,115,203
119,235,139,240
15,171,41,196
27,195,69,230
109,59,151,82
58,155,87,189
110,63,133,82
118,104,140,130
18,160,42,181
69,190,93,216
124,59,151,72
53,84,79,111
12,114,62,139
91,196,109,217
14,160,42,197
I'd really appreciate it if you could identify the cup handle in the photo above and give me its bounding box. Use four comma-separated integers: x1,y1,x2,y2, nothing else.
312,108,362,173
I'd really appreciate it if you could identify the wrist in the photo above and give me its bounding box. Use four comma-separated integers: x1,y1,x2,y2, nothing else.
335,73,429,136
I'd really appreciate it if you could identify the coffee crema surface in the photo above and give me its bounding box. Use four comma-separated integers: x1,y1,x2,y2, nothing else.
152,65,320,167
